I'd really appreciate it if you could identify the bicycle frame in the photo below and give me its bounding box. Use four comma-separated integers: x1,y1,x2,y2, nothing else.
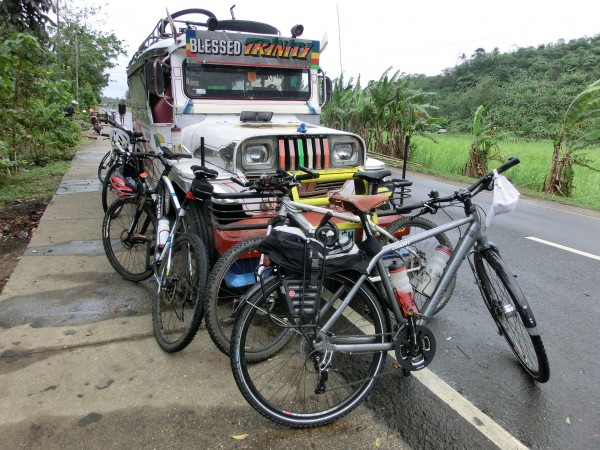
153,173,185,286
312,212,479,354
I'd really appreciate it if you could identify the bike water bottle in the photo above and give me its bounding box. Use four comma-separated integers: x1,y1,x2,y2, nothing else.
157,217,170,248
388,260,418,314
416,244,452,297
171,125,182,150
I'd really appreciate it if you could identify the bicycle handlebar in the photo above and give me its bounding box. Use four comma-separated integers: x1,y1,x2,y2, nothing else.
230,166,320,193
394,156,520,214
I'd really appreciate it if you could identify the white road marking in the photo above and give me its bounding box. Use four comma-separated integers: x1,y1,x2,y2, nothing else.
525,236,600,261
336,299,528,449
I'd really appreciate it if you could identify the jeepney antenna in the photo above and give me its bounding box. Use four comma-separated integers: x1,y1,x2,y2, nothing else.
230,5,236,20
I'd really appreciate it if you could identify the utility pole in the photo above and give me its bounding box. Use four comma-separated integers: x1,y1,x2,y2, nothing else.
337,4,343,77
56,0,61,83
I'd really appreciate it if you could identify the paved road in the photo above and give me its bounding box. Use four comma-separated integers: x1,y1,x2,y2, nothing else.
0,136,410,450
5,138,594,449
394,170,600,450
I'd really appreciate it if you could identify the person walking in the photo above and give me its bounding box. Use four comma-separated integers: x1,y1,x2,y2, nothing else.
118,99,126,126
65,99,78,118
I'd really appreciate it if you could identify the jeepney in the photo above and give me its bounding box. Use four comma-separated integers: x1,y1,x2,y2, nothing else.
126,8,402,262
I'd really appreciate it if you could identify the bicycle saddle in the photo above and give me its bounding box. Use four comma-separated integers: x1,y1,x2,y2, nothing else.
329,193,389,213
354,169,391,184
191,165,218,179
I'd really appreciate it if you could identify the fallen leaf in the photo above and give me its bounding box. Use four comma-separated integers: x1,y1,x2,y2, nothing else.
375,437,382,448
566,417,571,424
231,434,250,441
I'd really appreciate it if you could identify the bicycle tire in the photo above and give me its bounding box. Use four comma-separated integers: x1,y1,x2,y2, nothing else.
102,197,155,281
230,272,390,428
384,217,456,315
101,161,122,212
98,151,112,183
204,237,264,356
474,249,550,383
153,233,208,353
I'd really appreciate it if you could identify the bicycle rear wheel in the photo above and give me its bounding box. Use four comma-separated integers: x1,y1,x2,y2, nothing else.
385,217,456,315
102,197,155,281
230,272,390,428
474,249,550,383
204,237,264,356
98,150,114,183
101,161,121,212
153,233,208,352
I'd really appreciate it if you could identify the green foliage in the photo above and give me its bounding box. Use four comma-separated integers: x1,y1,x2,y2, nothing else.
412,134,600,211
0,160,72,207
0,0,53,41
544,79,600,196
322,69,438,158
410,35,600,138
0,31,81,179
47,1,127,104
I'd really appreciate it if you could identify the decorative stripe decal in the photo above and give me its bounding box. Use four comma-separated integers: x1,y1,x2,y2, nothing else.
278,140,286,170
306,139,313,169
297,139,305,168
287,139,296,170
323,139,330,168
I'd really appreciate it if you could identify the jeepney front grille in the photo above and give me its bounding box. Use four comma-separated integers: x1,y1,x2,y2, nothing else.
278,136,330,171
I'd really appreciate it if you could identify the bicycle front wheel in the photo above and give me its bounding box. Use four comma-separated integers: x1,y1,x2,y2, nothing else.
474,249,550,383
102,197,155,281
153,233,208,353
231,272,390,428
205,237,264,356
385,217,456,315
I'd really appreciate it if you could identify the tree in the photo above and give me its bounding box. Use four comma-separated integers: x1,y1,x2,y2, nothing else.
46,1,127,105
0,0,53,41
543,80,600,196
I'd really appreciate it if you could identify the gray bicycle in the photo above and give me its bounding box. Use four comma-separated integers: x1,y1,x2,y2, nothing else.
229,156,549,428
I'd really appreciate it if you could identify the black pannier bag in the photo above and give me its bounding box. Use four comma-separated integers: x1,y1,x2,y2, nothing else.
257,225,368,275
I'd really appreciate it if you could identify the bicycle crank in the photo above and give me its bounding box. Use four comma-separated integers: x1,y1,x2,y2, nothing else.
394,322,436,371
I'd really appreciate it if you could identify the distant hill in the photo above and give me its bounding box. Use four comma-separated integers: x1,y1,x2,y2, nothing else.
409,34,600,138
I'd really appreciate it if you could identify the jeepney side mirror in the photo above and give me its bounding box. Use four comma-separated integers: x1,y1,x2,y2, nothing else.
145,60,165,96
322,76,332,106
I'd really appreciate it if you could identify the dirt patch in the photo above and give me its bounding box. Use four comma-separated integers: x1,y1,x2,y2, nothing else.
0,198,50,294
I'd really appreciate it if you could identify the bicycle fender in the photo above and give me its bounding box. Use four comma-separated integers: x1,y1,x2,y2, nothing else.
231,274,279,318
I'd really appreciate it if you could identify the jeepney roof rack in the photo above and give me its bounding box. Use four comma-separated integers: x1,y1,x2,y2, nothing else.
128,8,281,68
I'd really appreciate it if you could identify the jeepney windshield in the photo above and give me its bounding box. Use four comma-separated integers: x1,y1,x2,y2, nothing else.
184,63,310,100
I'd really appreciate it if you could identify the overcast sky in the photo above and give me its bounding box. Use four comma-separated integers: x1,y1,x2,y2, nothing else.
88,0,600,98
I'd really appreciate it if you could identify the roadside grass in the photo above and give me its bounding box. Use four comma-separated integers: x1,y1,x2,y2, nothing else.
0,160,72,207
408,134,600,211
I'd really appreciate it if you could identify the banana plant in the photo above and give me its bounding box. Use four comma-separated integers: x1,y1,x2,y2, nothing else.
544,80,600,196
464,103,503,178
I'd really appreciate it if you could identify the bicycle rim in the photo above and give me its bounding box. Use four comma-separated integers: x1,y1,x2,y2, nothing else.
98,151,111,183
205,238,264,357
231,273,389,427
153,233,208,353
475,251,550,382
102,198,155,281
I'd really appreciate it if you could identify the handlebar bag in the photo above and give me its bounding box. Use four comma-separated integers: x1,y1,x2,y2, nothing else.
258,226,368,275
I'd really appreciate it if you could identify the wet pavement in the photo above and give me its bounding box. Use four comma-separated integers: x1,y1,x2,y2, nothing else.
0,135,412,449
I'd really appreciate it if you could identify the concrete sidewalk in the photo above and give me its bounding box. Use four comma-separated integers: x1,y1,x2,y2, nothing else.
0,138,410,449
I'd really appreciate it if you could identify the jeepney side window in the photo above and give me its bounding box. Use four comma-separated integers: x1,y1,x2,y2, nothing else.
183,62,310,100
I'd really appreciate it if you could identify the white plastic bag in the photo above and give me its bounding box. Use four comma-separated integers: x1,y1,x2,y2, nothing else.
485,169,520,227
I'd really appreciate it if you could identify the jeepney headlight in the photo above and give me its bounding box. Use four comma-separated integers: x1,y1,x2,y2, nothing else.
241,142,274,170
332,142,358,166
